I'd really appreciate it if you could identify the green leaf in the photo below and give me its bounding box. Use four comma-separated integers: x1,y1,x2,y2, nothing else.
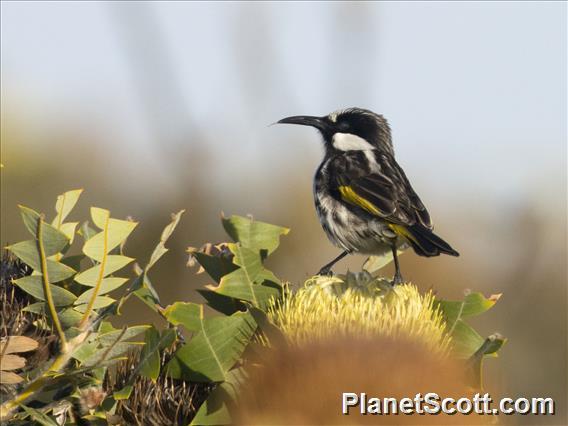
52,189,83,227
74,255,133,285
468,334,507,389
91,207,110,229
21,406,59,426
248,306,287,347
19,205,42,237
79,326,150,367
139,326,161,381
75,296,115,312
211,244,281,310
58,308,84,328
79,221,97,242
113,385,133,400
191,368,244,425
83,217,137,262
435,292,502,358
75,277,128,294
60,254,84,271
131,272,162,311
437,292,502,325
166,310,256,382
162,302,201,331
197,289,242,315
14,276,77,306
222,215,289,257
190,251,239,283
9,235,67,268
97,325,150,346
449,320,485,359
147,210,185,270
7,240,76,282
58,222,79,244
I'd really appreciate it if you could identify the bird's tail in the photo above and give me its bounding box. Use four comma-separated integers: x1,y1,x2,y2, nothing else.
389,224,459,257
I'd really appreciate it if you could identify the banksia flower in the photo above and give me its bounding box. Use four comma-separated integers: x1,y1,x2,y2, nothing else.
237,338,480,425
268,275,451,355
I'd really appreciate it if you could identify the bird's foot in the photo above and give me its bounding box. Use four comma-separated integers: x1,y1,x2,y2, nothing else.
391,273,404,286
317,267,334,276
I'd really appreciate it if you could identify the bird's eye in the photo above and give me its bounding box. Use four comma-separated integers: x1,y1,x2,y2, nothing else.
337,121,350,131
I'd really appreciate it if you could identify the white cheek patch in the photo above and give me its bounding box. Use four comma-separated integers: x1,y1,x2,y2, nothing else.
332,132,374,151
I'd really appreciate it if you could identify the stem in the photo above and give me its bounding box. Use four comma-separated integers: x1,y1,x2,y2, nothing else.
78,215,109,329
37,220,67,348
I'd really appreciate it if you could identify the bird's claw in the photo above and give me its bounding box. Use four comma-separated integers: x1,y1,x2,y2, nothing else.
391,273,404,286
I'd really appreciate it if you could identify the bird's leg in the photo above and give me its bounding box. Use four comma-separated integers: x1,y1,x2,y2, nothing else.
391,245,404,285
317,250,350,276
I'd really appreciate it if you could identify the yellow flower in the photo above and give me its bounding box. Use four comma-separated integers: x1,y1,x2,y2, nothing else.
268,275,451,355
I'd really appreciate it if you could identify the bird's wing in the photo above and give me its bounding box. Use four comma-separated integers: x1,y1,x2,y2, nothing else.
332,150,433,229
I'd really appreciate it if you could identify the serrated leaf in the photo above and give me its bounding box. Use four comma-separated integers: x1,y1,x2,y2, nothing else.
450,321,487,359
166,310,256,382
436,292,502,358
14,275,77,306
437,292,501,325
190,251,238,283
52,189,83,227
74,255,133,285
222,215,289,257
211,244,281,309
83,219,138,262
0,336,39,354
163,302,201,331
190,368,244,425
197,289,242,316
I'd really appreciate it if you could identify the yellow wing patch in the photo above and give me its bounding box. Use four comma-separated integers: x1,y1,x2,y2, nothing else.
388,224,417,243
338,185,383,216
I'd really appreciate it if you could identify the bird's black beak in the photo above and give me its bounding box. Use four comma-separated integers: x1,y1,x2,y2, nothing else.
277,115,331,133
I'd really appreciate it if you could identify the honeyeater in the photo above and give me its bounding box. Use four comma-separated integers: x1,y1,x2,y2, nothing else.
277,107,459,284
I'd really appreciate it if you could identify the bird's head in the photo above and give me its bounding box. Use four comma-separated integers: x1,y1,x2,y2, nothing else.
277,108,393,154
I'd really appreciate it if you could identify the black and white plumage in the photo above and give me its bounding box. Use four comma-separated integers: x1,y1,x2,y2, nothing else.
278,107,459,284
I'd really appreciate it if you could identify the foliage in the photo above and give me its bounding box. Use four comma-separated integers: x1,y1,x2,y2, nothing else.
0,189,505,425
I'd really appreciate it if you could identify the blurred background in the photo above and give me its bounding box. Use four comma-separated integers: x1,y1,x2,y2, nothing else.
1,1,566,424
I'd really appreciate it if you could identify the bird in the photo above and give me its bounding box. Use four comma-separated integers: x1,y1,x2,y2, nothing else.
276,107,459,284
